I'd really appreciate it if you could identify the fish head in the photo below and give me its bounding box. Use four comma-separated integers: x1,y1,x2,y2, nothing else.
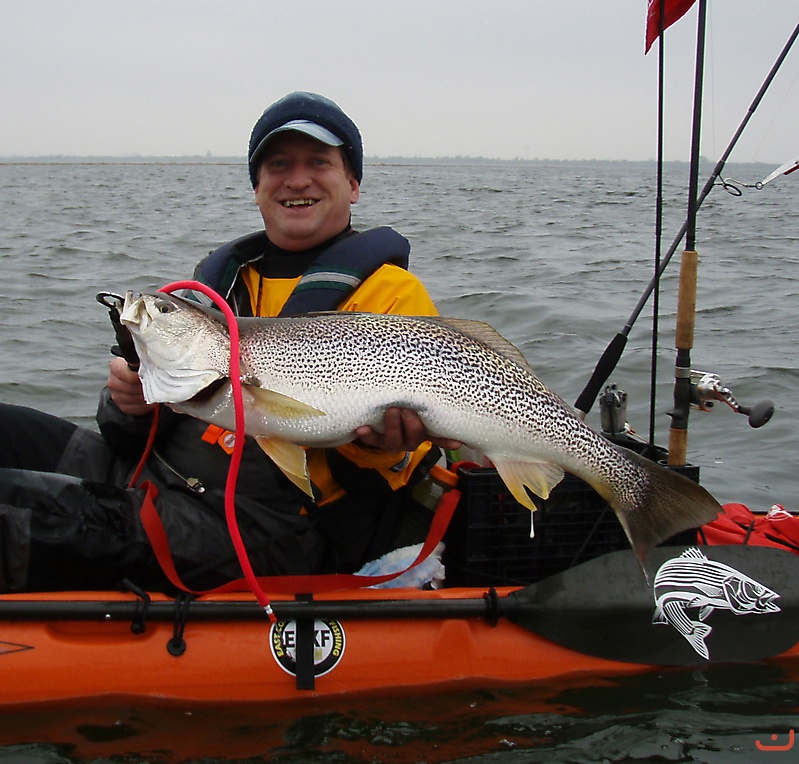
722,574,781,615
120,291,230,404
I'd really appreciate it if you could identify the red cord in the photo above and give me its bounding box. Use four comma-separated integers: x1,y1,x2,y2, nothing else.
128,404,160,488
157,280,276,622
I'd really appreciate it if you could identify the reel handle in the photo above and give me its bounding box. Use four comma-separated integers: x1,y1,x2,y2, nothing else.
737,399,775,429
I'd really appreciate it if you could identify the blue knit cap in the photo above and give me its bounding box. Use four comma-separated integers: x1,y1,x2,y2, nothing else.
248,92,363,187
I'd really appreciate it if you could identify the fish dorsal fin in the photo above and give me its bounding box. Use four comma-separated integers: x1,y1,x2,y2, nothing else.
490,457,565,509
244,384,326,419
255,436,315,498
432,317,534,372
680,547,708,561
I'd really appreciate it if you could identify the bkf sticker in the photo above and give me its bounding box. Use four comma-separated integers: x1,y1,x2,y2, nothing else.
270,619,345,677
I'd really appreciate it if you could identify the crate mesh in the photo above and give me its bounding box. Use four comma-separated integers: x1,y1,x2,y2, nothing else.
443,459,699,587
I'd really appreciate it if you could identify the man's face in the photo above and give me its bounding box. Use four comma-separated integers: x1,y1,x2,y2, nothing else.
254,131,360,251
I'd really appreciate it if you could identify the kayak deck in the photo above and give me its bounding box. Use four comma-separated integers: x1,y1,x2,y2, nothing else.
2,564,798,709
0,586,664,707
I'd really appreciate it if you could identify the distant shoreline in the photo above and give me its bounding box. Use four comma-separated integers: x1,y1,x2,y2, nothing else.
0,155,776,169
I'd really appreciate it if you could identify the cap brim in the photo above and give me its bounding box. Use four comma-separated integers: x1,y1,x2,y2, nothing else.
249,120,344,167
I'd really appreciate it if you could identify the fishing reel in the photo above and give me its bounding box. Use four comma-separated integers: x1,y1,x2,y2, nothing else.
690,370,774,428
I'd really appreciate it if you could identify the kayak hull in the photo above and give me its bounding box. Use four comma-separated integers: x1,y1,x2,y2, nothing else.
0,587,673,707
1,582,798,708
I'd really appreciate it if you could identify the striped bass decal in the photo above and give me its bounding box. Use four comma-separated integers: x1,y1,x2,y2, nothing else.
652,547,781,659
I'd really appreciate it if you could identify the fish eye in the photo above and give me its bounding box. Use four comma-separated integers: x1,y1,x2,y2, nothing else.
154,297,175,314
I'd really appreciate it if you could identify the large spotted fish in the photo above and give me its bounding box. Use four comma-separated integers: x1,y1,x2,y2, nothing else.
120,291,722,561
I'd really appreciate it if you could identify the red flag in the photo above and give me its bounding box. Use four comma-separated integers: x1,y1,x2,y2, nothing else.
645,0,697,53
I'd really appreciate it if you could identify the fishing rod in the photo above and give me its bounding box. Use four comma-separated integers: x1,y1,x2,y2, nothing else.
574,19,799,419
667,0,707,466
648,0,667,447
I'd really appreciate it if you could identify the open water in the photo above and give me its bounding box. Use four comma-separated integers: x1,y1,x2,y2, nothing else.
0,159,797,761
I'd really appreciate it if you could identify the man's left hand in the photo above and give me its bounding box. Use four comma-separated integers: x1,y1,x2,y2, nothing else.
355,407,462,452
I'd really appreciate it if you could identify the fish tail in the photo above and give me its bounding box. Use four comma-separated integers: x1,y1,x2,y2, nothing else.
599,449,723,565
684,621,713,660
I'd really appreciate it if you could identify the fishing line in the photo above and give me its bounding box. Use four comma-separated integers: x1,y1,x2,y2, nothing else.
158,279,277,623
748,63,799,163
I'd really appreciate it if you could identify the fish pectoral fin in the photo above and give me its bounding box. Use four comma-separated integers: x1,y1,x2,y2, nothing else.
255,437,314,498
698,605,715,622
244,384,326,419
491,458,565,510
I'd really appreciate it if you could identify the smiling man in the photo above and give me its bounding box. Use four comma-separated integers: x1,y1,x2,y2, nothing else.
101,91,459,580
249,95,361,252
253,130,359,250
0,92,456,594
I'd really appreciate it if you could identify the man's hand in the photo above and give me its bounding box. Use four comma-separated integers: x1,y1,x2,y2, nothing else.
107,357,155,417
355,407,462,452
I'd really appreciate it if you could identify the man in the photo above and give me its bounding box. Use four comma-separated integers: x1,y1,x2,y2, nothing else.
0,91,457,592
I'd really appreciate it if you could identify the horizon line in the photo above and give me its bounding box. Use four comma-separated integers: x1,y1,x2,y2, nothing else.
0,154,776,166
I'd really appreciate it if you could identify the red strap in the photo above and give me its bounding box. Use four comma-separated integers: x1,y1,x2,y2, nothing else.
139,479,461,596
138,480,211,595
133,280,462,603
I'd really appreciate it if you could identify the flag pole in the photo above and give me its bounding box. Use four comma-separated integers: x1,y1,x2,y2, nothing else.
648,0,668,446
667,0,707,466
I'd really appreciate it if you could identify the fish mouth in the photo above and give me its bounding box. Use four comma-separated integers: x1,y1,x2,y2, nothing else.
121,291,175,334
758,590,780,612
120,291,149,330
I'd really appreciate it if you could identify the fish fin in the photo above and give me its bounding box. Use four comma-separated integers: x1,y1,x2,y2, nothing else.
244,384,326,419
683,622,712,660
698,605,715,622
680,547,708,561
652,603,667,624
255,437,314,497
491,458,565,509
598,447,724,566
432,317,536,372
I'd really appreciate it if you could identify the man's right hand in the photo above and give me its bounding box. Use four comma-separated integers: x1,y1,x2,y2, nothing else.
107,357,155,416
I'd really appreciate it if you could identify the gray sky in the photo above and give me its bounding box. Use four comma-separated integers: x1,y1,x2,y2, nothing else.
2,0,797,164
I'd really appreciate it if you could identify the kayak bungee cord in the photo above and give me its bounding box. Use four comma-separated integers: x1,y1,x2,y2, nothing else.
157,279,278,623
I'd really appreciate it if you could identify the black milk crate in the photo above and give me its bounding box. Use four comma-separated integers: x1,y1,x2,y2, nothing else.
443,443,700,587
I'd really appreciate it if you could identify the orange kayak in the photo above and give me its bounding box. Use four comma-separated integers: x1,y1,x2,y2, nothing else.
0,545,796,708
